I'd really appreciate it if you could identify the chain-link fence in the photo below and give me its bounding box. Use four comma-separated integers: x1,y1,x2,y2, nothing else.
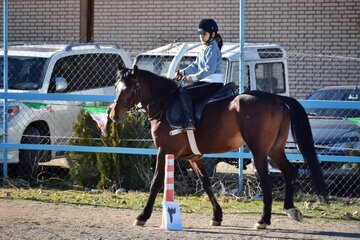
284,49,360,198
0,41,359,199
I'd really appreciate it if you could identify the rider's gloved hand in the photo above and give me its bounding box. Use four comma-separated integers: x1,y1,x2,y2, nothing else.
186,75,195,82
174,70,184,80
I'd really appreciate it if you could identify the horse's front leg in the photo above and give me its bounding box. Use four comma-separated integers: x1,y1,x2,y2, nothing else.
189,158,223,226
134,151,165,226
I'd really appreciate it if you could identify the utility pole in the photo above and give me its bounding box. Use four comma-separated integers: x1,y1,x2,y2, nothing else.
80,0,94,42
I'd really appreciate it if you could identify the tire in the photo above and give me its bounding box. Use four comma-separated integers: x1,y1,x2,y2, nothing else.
18,126,51,181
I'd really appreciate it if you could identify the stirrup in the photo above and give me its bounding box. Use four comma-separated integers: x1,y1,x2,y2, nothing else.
186,119,196,130
186,125,196,131
169,126,195,136
169,128,186,136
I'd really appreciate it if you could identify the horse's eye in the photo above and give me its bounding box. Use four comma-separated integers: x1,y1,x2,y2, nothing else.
124,75,133,86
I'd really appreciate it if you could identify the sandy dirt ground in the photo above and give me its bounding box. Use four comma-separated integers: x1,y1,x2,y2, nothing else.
0,199,359,240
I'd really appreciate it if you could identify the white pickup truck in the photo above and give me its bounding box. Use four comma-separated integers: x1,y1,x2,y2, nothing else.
134,42,289,96
0,43,132,179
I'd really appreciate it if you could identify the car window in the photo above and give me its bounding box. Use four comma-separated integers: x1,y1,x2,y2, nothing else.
0,56,48,90
136,55,228,82
306,88,360,118
229,62,249,90
48,53,125,93
307,89,360,101
255,62,285,94
136,55,174,77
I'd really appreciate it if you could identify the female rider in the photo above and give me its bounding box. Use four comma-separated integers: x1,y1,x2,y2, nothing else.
176,18,223,130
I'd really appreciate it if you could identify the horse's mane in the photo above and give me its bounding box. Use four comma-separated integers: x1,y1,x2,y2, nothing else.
137,68,178,99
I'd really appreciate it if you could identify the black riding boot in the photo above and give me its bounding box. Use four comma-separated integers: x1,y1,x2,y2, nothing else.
179,88,196,130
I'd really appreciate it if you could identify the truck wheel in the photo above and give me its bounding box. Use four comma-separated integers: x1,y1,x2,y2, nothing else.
18,126,50,181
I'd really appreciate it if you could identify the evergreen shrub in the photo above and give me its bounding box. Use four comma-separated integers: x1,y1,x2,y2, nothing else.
67,108,153,191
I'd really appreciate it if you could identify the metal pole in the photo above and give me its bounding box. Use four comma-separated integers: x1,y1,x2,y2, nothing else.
238,0,245,195
166,43,189,78
3,0,9,179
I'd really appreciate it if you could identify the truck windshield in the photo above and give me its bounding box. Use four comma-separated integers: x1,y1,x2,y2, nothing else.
0,56,48,90
136,55,228,79
136,55,175,77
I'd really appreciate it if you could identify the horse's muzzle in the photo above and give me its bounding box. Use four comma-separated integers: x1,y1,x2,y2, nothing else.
109,111,126,124
110,114,120,123
109,103,125,123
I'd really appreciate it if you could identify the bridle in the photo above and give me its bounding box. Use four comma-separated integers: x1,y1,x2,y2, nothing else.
114,69,179,121
133,77,141,105
114,71,141,109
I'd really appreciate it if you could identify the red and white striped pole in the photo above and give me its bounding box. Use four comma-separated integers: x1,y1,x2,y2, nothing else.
161,154,183,231
164,154,175,202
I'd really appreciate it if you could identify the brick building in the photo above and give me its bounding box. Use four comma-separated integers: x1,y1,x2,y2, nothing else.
0,0,359,98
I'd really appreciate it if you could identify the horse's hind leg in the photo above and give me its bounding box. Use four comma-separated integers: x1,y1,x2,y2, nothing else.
270,150,303,222
189,158,223,226
134,152,165,226
252,154,273,229
269,107,303,222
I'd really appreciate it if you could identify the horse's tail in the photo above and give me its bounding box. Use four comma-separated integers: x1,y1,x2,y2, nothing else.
279,95,328,203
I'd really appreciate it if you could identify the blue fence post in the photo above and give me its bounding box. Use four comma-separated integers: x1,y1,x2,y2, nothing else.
237,0,245,196
2,0,9,179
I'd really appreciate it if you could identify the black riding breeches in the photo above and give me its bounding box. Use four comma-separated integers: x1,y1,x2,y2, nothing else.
181,81,223,104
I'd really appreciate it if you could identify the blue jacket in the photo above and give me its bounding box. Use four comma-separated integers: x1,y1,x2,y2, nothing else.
182,40,222,81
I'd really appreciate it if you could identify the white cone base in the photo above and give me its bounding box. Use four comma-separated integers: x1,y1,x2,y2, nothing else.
162,201,183,231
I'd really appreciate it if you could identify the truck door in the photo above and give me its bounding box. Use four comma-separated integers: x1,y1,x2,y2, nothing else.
254,61,287,95
228,61,250,93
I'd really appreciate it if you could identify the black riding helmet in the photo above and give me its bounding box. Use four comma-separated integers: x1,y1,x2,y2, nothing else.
196,19,218,34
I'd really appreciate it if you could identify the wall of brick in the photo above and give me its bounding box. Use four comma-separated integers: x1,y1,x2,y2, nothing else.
0,0,80,42
93,0,360,98
93,0,240,56
0,0,359,98
241,0,360,98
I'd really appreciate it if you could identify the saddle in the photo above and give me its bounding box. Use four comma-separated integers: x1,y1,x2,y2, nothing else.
166,82,237,130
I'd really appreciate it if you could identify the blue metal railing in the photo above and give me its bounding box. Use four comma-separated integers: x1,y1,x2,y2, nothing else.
0,92,359,161
0,92,359,180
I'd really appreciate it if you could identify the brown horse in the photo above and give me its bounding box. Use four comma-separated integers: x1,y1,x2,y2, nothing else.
109,65,328,229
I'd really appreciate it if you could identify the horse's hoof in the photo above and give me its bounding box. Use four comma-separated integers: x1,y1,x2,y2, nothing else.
254,222,268,229
210,220,222,226
133,219,146,226
284,208,303,222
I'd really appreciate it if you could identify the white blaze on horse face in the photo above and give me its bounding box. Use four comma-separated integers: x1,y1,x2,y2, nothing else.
117,81,127,91
115,81,127,100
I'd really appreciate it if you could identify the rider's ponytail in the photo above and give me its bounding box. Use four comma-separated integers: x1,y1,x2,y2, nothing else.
215,33,223,50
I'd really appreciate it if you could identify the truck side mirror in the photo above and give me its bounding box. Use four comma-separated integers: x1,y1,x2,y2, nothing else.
55,77,68,92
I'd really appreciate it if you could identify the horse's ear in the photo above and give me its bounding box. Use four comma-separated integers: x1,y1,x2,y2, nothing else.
118,63,124,71
131,65,139,76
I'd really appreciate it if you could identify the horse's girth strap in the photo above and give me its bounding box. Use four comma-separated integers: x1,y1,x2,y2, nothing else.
186,130,202,155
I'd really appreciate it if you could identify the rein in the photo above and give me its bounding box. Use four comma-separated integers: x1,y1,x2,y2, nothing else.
133,73,178,121
145,87,178,121
133,76,142,105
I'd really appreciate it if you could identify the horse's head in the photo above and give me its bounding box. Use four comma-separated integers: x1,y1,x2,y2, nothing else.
109,64,140,123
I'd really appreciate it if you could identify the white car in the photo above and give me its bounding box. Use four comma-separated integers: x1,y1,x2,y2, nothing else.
135,42,290,96
0,43,132,178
